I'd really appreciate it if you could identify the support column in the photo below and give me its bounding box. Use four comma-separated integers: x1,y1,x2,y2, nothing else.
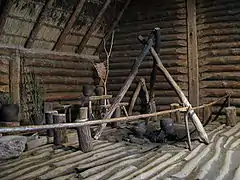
186,0,199,107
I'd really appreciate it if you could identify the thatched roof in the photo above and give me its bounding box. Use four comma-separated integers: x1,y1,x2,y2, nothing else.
0,0,130,55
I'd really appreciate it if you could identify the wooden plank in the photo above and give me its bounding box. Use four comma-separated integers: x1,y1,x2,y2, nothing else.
186,0,199,107
0,0,14,36
76,0,111,54
0,44,99,61
24,0,54,48
53,0,86,51
94,0,132,54
9,50,20,104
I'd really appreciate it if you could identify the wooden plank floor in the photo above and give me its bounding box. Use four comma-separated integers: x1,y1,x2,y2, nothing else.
0,123,240,180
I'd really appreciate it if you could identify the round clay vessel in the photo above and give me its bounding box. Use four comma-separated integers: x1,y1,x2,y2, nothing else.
83,85,94,96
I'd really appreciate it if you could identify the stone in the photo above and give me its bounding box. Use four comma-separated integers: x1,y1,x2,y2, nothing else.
0,135,27,160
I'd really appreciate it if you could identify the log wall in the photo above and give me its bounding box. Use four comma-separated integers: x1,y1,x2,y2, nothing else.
197,0,240,115
107,0,188,114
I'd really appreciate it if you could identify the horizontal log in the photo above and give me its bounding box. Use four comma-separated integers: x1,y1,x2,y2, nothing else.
108,82,188,91
199,42,240,51
109,67,187,77
44,92,83,102
197,15,240,26
35,76,94,85
198,35,240,44
201,72,240,81
111,48,187,58
201,97,240,106
0,44,99,62
200,65,240,73
200,89,240,98
0,85,9,92
197,0,238,10
0,64,8,74
199,56,240,66
200,80,240,89
197,22,240,32
198,28,240,38
0,74,9,85
24,58,93,70
110,60,187,70
43,84,84,93
25,67,94,77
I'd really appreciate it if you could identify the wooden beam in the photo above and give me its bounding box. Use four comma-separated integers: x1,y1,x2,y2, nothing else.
24,0,54,48
94,0,132,54
186,0,199,107
9,49,21,105
53,0,86,51
0,0,14,36
76,0,111,54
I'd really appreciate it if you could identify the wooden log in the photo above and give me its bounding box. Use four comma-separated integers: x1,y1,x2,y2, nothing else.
76,107,93,152
76,0,111,53
112,106,121,128
185,107,192,151
203,105,212,125
9,50,21,105
128,80,142,116
53,114,67,146
0,0,14,36
93,29,155,140
150,47,209,144
170,103,181,123
53,0,86,51
45,111,58,137
225,106,237,127
24,0,54,48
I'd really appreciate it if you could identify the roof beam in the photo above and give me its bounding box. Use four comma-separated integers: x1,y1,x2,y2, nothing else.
24,0,54,48
0,0,14,36
76,0,111,54
53,0,86,51
94,0,131,55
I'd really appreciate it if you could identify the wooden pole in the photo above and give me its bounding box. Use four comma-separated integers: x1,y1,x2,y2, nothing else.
112,106,121,128
76,107,93,152
0,95,230,134
24,0,54,48
94,0,132,54
150,47,209,144
170,103,181,123
53,0,86,51
76,0,111,53
203,105,212,125
128,80,142,115
93,30,155,140
185,107,192,151
9,50,21,105
186,0,199,107
225,106,237,127
53,114,67,146
45,110,58,137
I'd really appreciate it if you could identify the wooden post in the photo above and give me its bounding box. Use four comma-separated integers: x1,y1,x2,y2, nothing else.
24,0,54,48
186,0,199,107
112,106,121,128
170,103,181,123
45,110,58,137
53,114,67,146
203,105,212,125
53,0,86,51
9,50,21,105
225,106,237,127
76,107,93,152
185,107,192,151
76,0,111,53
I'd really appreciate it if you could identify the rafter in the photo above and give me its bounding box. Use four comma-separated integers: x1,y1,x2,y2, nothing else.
53,0,86,51
24,0,54,48
94,0,131,55
76,0,111,54
0,0,14,36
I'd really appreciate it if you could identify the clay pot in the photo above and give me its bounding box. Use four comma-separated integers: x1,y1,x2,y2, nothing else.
95,86,104,96
0,104,19,122
83,85,95,96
